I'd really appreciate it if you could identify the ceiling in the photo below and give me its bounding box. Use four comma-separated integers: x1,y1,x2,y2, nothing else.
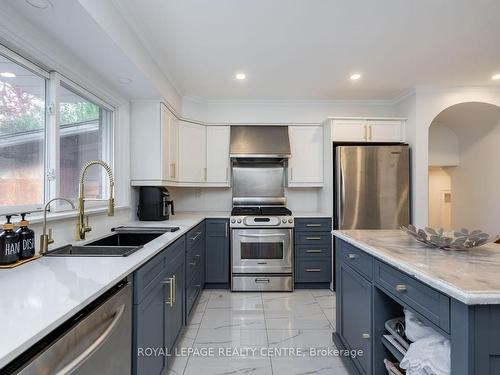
3,0,160,100
117,0,500,100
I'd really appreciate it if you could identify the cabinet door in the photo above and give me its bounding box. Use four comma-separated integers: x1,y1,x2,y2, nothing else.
340,264,372,375
177,121,206,182
160,104,178,181
134,282,165,375
367,120,404,142
205,219,230,284
331,120,367,142
206,126,230,184
288,126,323,186
164,260,184,354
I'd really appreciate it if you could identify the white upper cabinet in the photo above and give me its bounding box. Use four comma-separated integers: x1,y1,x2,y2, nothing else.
206,126,230,185
330,118,405,143
177,121,207,183
288,125,324,187
131,101,178,185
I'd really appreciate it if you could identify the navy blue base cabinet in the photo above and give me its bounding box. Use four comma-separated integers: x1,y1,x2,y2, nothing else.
205,219,230,289
294,218,332,289
185,222,206,319
132,237,185,375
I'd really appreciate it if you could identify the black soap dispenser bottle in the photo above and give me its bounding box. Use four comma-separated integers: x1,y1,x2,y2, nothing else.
0,215,20,265
16,213,35,259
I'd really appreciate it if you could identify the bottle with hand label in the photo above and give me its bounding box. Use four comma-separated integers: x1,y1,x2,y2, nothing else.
0,215,20,265
16,213,35,259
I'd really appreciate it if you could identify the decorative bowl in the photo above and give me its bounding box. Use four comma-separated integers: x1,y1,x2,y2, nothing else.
400,225,499,251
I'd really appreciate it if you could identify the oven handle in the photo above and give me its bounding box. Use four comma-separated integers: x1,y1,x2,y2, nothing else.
238,233,288,238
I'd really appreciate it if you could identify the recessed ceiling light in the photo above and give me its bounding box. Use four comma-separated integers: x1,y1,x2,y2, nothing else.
350,73,362,81
25,0,53,9
492,73,500,81
0,72,16,78
235,73,247,81
118,77,132,84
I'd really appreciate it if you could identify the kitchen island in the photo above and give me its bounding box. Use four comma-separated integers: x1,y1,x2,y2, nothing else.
333,229,500,375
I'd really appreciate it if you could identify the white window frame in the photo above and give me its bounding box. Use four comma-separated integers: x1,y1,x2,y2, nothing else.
0,45,116,215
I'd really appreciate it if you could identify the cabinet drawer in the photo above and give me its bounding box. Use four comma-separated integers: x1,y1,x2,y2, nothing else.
186,274,202,315
295,259,331,283
337,240,373,280
186,241,203,284
295,244,331,259
374,260,450,332
295,232,331,246
186,222,205,251
294,218,332,232
133,251,166,304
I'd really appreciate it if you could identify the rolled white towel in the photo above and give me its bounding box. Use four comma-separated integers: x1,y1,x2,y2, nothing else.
400,332,450,375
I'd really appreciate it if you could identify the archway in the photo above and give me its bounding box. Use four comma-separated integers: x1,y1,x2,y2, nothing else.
428,102,500,233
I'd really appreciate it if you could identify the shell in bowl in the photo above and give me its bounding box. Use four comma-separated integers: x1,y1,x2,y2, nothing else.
401,225,499,250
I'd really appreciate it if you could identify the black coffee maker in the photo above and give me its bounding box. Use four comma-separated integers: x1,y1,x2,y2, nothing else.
137,187,174,221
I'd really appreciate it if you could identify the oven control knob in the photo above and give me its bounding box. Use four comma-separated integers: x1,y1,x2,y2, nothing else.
237,219,242,223
231,219,236,223
282,219,287,223
288,218,293,223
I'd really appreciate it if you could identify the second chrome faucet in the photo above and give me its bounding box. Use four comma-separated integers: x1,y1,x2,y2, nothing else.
76,160,115,240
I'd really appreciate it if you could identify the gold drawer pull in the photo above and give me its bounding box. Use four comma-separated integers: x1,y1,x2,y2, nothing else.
306,237,322,240
306,249,322,253
362,333,370,339
306,224,322,227
396,284,407,292
347,253,356,259
306,268,321,272
163,277,174,306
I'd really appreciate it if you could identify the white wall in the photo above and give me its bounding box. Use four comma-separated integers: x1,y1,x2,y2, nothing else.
428,124,459,166
428,167,452,229
395,87,500,226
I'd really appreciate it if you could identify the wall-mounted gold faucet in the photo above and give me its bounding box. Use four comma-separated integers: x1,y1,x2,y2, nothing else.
76,160,115,240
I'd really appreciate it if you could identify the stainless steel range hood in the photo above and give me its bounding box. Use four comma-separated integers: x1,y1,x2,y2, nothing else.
230,126,291,158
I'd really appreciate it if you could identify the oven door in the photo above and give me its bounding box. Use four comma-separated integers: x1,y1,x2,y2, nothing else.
232,228,292,273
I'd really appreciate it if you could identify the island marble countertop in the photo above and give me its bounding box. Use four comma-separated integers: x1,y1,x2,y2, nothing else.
0,211,228,369
333,230,500,305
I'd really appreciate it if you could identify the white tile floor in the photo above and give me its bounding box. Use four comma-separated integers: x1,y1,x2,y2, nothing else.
167,289,350,375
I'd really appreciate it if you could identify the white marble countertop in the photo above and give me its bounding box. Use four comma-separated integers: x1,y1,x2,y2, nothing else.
333,230,500,305
0,211,228,369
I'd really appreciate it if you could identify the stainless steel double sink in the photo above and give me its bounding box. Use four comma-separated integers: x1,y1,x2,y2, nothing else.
46,226,180,257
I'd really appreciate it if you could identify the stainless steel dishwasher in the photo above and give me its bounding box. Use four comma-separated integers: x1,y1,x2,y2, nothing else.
4,281,132,375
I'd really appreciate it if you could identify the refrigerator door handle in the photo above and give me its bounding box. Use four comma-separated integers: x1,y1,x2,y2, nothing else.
336,148,345,229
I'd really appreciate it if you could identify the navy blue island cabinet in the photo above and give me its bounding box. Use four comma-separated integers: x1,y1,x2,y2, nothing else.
334,237,500,375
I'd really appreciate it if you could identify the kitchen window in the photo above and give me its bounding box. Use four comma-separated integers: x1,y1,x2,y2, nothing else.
0,45,115,215
58,83,113,201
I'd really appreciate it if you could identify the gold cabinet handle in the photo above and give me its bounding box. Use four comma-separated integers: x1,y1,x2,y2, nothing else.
396,284,407,292
172,275,176,303
306,224,322,227
347,253,356,259
306,237,322,240
368,125,373,140
226,167,229,182
163,277,174,306
362,333,370,339
364,125,368,141
290,167,293,181
306,268,321,272
204,167,207,181
306,249,322,253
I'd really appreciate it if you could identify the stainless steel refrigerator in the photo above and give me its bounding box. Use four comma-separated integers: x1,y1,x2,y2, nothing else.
332,144,410,288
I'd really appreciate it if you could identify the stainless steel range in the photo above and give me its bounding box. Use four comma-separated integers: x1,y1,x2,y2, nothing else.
229,125,294,292
230,206,294,292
